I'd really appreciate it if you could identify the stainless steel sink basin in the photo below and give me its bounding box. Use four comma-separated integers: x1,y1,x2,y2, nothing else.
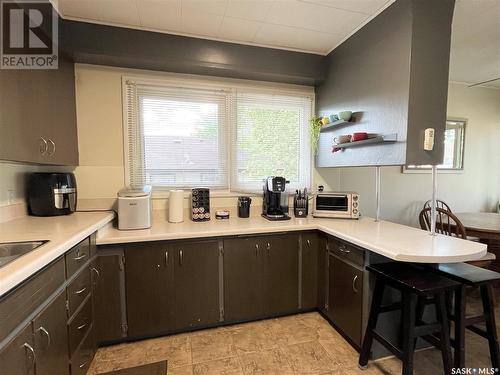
0,240,48,268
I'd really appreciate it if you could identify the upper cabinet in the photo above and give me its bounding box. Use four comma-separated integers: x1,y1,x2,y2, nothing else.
315,0,455,168
0,3,78,166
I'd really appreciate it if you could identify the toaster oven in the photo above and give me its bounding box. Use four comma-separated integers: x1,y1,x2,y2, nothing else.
312,192,359,219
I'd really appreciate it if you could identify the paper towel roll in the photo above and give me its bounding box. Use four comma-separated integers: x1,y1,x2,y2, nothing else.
168,190,184,223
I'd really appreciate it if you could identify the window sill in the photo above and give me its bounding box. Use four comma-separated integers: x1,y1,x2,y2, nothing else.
151,189,261,199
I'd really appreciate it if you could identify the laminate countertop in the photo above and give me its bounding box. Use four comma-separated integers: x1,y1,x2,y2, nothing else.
97,216,487,264
0,211,114,297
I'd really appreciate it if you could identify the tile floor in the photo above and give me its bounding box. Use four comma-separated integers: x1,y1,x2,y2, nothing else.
88,294,499,375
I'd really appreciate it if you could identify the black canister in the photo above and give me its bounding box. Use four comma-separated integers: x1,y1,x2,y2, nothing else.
237,196,252,218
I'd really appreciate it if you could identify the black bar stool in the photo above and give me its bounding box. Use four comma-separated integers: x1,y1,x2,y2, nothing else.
359,262,460,375
427,262,500,369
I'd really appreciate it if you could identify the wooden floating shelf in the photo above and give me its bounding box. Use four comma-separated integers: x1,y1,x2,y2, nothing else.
334,133,398,149
319,120,352,132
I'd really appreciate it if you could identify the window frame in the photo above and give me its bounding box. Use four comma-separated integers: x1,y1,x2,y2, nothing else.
402,118,466,174
122,74,314,194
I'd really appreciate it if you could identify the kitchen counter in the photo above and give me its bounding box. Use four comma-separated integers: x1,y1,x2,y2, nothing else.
97,215,487,264
0,211,114,297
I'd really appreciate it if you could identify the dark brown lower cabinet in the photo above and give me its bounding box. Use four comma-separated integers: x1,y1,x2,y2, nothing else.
173,241,220,329
33,291,69,375
0,324,35,375
301,232,326,310
327,253,364,345
125,239,220,337
224,234,299,322
92,249,127,343
265,234,299,314
125,242,175,337
224,238,265,321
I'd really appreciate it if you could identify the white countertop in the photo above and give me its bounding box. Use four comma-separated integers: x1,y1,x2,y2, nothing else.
97,216,487,264
0,212,114,297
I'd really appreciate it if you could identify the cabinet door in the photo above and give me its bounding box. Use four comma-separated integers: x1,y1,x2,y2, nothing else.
328,254,363,345
125,242,174,337
264,234,299,315
43,56,78,166
93,250,126,343
224,238,264,321
33,291,69,375
0,324,35,375
301,232,319,309
173,240,220,329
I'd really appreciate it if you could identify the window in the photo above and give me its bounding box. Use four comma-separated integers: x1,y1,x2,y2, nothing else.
232,92,312,191
124,78,312,192
404,119,466,172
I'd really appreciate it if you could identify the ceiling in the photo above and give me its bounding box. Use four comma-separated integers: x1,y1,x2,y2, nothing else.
53,0,499,88
450,0,500,88
53,0,393,55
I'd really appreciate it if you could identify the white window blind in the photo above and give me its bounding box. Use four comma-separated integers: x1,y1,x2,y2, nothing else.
232,91,312,192
124,80,231,188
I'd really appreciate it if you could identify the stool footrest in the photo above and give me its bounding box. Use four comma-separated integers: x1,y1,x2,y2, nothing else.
414,323,442,337
372,330,403,360
467,325,489,339
465,315,486,326
379,302,402,313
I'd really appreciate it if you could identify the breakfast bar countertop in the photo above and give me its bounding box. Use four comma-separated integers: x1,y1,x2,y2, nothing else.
97,215,487,264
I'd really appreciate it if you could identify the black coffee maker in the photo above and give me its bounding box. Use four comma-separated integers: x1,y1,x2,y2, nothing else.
262,176,291,221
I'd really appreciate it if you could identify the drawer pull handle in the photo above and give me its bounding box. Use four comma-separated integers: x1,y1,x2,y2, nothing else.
77,322,88,331
74,252,87,261
23,343,36,369
255,243,259,257
179,250,183,265
37,326,51,348
352,275,359,293
339,245,350,254
165,250,169,266
75,287,87,295
306,239,311,246
79,361,89,369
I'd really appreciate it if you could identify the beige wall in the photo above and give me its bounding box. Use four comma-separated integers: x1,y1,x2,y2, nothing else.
317,83,500,227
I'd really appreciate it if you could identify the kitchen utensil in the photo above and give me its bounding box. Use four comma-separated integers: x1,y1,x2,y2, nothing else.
334,134,352,144
337,111,352,121
351,132,368,142
294,188,309,218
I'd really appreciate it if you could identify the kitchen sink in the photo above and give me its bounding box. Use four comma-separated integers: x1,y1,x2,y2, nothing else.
0,240,48,268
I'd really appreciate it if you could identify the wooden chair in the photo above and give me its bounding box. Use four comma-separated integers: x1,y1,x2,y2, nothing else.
419,207,467,239
424,199,452,212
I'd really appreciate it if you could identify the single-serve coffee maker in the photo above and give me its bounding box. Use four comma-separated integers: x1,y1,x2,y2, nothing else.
262,176,291,221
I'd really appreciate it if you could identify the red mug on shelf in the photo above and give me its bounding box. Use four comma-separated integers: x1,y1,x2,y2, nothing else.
351,132,368,142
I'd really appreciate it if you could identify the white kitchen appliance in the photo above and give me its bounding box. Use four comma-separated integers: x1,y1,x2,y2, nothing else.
118,186,152,230
312,192,359,219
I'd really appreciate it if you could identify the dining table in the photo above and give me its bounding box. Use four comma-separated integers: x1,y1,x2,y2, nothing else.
456,212,500,271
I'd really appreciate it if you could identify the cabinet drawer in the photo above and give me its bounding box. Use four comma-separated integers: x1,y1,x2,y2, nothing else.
66,238,90,278
68,296,92,356
0,257,65,342
67,267,91,318
70,326,95,375
329,238,364,267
